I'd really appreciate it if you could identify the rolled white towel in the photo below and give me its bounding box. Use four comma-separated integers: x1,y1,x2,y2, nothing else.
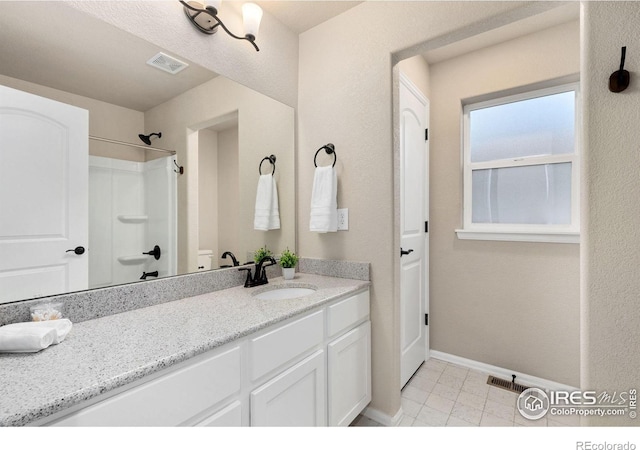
0,327,56,353
0,319,73,353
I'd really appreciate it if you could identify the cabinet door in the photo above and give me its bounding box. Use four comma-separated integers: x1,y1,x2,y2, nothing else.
250,350,325,426
327,321,371,426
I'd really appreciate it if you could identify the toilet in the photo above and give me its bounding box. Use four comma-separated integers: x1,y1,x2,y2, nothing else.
197,250,213,271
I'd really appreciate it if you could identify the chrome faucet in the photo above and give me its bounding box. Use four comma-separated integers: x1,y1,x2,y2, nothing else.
238,256,277,288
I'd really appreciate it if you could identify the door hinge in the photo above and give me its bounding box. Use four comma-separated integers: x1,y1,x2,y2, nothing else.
425,314,429,326
425,221,429,233
425,128,429,141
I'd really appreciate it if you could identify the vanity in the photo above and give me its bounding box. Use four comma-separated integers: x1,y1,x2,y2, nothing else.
0,273,371,427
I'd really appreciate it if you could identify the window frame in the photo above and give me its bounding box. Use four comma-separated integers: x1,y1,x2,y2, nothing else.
456,82,580,244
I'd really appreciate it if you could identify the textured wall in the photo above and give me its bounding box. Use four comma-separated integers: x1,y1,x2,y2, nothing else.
298,0,558,421
582,1,640,426
0,74,146,162
198,128,219,260
398,56,431,100
144,76,295,275
428,21,580,387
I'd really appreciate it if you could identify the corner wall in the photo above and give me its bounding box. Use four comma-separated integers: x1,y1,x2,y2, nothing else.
298,0,558,420
144,76,295,274
582,1,640,426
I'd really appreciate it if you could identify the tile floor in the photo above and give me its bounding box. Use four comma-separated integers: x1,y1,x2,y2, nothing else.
351,358,580,427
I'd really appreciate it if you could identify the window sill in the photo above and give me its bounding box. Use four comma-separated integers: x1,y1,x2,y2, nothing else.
455,229,580,244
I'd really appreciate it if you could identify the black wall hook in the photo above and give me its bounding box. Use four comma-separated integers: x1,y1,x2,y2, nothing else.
173,159,184,175
609,46,630,93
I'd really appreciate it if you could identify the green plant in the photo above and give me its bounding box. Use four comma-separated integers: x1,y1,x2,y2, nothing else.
279,248,299,269
253,245,272,264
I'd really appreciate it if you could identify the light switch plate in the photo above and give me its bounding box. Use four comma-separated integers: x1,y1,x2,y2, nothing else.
337,208,349,230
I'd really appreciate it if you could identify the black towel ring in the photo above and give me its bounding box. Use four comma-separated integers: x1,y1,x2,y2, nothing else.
314,143,336,167
259,154,276,175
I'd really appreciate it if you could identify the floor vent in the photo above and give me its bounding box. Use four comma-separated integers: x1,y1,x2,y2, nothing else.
487,375,530,394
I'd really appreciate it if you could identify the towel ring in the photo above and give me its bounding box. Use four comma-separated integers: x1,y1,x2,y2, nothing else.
314,143,336,167
259,155,276,175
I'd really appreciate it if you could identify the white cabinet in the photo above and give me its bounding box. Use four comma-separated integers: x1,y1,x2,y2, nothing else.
249,310,324,381
328,321,371,426
250,351,326,426
195,401,242,427
325,289,372,426
50,345,241,427
43,288,370,427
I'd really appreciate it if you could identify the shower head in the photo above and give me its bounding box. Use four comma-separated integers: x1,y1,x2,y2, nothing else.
138,132,162,146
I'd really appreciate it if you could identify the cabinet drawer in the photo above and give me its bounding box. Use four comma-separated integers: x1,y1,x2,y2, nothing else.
327,290,370,338
196,401,242,427
250,310,324,381
51,345,241,426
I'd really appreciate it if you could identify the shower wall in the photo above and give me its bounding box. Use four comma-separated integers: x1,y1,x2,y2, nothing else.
89,155,176,288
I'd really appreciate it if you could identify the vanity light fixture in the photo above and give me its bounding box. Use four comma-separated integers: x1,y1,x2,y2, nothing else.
179,0,263,52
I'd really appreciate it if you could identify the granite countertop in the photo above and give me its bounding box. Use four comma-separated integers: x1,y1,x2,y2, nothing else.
0,273,369,427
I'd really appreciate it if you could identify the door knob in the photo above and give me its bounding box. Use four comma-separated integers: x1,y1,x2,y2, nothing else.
65,246,85,255
400,248,414,257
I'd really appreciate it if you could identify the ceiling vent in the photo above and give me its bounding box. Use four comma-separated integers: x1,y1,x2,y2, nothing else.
146,52,189,75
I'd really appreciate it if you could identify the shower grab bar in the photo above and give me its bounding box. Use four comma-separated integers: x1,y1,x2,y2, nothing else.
89,135,176,155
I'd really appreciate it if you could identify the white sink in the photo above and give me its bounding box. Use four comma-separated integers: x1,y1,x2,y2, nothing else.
253,286,316,300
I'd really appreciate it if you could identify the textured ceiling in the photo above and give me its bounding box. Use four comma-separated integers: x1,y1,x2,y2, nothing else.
0,1,218,111
0,1,578,111
0,1,360,112
254,1,362,34
422,2,580,64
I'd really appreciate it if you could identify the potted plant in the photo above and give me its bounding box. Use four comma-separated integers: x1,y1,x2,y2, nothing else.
253,245,272,264
279,248,298,280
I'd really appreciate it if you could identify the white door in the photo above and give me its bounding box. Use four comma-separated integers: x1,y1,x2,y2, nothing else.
399,73,429,388
0,85,88,303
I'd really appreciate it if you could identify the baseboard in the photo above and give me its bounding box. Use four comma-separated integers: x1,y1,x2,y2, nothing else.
429,350,578,392
361,405,403,427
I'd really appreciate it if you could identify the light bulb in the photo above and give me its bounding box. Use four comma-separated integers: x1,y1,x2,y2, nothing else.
242,3,263,38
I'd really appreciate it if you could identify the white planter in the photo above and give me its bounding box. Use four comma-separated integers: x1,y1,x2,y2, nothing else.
282,267,295,280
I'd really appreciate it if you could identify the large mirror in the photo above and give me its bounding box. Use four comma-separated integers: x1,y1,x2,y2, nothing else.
0,1,295,304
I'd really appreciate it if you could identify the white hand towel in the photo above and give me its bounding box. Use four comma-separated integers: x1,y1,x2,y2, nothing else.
0,319,73,353
254,174,281,231
310,166,338,233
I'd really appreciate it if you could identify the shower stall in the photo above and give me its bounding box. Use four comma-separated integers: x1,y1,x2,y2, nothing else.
88,138,177,289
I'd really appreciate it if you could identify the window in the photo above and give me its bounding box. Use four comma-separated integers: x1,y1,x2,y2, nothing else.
456,83,580,243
